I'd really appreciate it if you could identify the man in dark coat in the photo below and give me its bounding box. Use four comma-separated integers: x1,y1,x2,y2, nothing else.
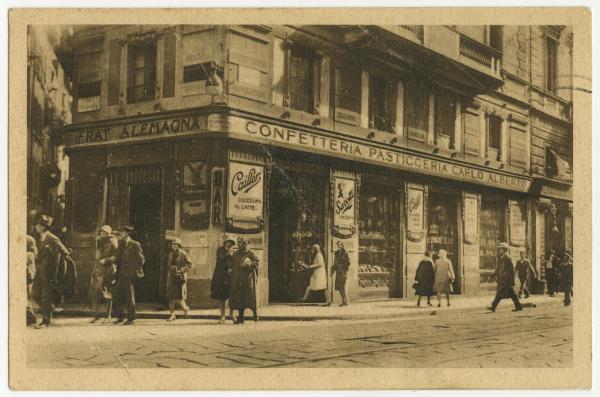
229,237,259,324
545,249,559,296
560,252,573,306
488,242,523,312
515,251,536,299
112,226,144,325
32,215,70,328
331,240,351,306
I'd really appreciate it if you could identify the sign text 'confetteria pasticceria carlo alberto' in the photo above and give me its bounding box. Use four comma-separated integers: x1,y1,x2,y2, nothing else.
231,118,531,193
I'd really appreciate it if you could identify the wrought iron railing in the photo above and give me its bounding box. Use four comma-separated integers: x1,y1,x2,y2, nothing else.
399,25,424,43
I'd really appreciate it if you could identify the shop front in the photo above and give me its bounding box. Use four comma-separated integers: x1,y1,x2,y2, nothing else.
64,111,534,306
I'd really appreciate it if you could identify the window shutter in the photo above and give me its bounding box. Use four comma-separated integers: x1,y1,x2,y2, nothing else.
162,27,177,98
144,44,157,99
334,67,361,126
509,122,528,169
107,39,122,106
463,109,480,156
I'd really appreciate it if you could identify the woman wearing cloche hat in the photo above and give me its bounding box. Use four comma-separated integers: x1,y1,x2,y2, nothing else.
211,234,236,323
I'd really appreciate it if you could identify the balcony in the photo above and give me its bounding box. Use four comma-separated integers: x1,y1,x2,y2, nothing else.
398,25,424,44
458,34,502,78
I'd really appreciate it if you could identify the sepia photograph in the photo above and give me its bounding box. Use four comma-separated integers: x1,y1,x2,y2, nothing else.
6,6,593,391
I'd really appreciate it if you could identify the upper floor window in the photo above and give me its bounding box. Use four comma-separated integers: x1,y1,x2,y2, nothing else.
434,88,456,147
545,35,558,93
75,40,103,112
127,41,157,103
489,25,503,52
368,75,396,132
404,80,429,143
288,46,320,114
334,66,362,125
487,114,502,153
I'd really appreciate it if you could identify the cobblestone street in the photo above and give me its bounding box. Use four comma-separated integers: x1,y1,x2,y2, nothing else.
26,301,572,368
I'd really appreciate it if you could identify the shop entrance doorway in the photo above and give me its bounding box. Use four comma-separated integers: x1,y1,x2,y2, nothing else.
268,167,327,303
129,183,162,303
427,192,461,294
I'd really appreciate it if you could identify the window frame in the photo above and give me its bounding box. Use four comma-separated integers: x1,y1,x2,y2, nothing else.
126,40,157,103
287,45,320,114
368,74,397,133
545,34,558,93
487,114,502,152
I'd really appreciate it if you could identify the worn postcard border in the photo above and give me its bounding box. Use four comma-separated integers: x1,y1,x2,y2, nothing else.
8,7,592,390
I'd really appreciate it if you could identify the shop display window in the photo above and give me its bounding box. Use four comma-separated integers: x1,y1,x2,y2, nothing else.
358,184,400,298
479,199,506,289
427,193,459,292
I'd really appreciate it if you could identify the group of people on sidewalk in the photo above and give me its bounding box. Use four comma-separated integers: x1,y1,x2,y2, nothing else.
413,241,574,312
27,213,573,328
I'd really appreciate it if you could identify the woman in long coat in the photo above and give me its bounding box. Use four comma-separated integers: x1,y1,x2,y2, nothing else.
229,237,260,324
434,249,455,307
301,244,327,303
166,237,193,322
414,250,435,307
211,234,236,323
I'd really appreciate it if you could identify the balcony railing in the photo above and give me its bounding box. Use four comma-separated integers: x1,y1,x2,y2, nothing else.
458,34,502,76
398,25,424,43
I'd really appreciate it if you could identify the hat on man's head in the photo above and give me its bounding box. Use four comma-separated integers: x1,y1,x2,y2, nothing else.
222,234,235,245
35,214,53,228
170,237,183,247
121,225,134,233
497,242,509,249
99,225,113,235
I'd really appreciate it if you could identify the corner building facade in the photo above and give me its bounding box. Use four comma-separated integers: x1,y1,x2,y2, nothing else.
64,25,573,306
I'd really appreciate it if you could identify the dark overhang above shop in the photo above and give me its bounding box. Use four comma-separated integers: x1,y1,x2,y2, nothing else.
531,177,573,202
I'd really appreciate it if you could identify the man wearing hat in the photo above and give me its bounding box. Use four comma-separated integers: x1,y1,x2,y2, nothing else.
560,252,573,306
488,242,523,312
166,237,193,322
31,215,70,328
91,225,119,323
112,226,145,325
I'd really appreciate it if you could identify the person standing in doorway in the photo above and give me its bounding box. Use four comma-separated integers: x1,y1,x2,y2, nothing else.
32,215,70,329
301,244,328,303
433,249,455,307
211,234,236,323
91,225,118,323
331,241,351,306
112,226,145,325
166,237,193,322
488,242,523,312
515,250,536,299
229,237,260,324
414,251,435,307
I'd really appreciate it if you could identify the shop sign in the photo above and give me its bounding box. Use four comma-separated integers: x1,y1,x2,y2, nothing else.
65,115,208,146
180,162,209,230
406,187,425,242
210,167,225,225
463,195,479,245
227,161,264,228
509,200,527,246
332,177,356,238
229,117,532,193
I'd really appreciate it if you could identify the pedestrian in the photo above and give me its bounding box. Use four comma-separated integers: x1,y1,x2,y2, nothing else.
210,234,236,323
414,250,435,307
31,215,70,329
560,252,573,306
26,234,38,325
433,249,455,307
112,226,144,325
301,244,328,303
488,242,523,312
545,249,559,296
166,237,193,322
515,250,536,299
91,225,118,323
331,241,350,306
229,237,260,324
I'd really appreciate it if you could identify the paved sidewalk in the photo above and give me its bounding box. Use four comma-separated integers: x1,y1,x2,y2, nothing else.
56,294,564,321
